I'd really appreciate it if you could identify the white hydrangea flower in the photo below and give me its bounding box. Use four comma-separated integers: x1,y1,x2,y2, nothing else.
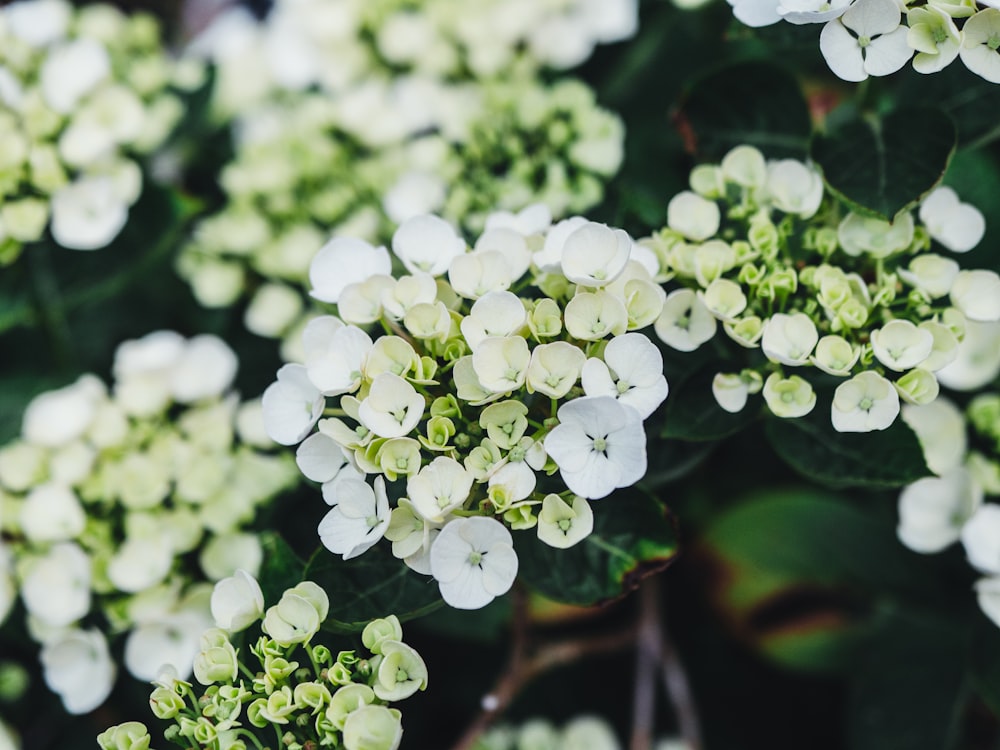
711,372,755,413
309,237,391,304
429,516,518,610
49,176,129,250
949,270,1000,322
381,273,440,321
22,374,104,447
296,431,352,483
898,254,960,299
819,0,912,81
318,476,391,560
391,214,465,276
721,145,767,188
901,398,967,476
5,0,72,46
700,278,747,322
837,211,914,257
761,312,819,366
305,324,373,396
125,595,212,682
261,363,325,446
962,504,1000,575
170,335,239,404
762,372,817,418
537,494,594,549
383,171,447,224
534,216,588,272
666,191,720,242
485,203,552,236
654,289,718,352
907,6,962,74
40,37,110,113
898,468,982,553
960,9,1000,83
357,373,425,438
580,333,669,419
544,396,647,499
459,291,528,351
473,228,533,281
764,159,824,217
40,628,115,714
831,370,900,432
200,532,263,581
472,336,531,394
810,335,861,376
448,250,513,299
107,533,174,593
21,542,91,628
244,283,303,338
20,483,86,542
526,342,586,399
936,320,1000,390
870,319,934,371
564,290,629,341
975,576,1000,629
408,456,475,523
560,222,632,287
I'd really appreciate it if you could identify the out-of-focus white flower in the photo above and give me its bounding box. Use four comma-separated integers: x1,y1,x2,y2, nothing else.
765,159,824,218
666,191,720,241
40,628,115,714
49,176,129,250
975,576,1000,629
936,320,1000,390
211,569,264,632
40,38,110,113
898,254,960,299
429,517,517,610
950,270,1000,322
898,468,982,553
837,211,914,257
901,398,967,475
5,0,72,46
261,363,325,445
107,533,173,593
544,396,646,499
170,334,238,403
962,504,1000,575
21,542,91,628
19,483,86,542
919,186,984,252
22,374,104,447
310,237,392,304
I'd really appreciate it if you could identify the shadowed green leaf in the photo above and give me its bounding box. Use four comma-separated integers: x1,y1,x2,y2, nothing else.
811,106,956,220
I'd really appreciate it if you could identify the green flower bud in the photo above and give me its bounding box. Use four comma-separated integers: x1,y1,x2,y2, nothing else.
420,416,456,452
250,686,296,725
894,368,939,405
378,437,422,481
193,629,239,686
342,705,403,750
814,227,839,257
264,654,300,685
192,717,219,745
362,616,403,655
327,684,376,730
464,439,503,481
969,395,1000,438
97,722,151,750
480,401,529,451
327,662,354,687
738,263,766,287
504,503,539,530
536,272,574,300
217,731,248,750
149,685,186,719
834,298,869,330
528,298,563,339
748,219,780,261
373,641,428,701
430,394,462,419
1,198,48,243
294,681,332,713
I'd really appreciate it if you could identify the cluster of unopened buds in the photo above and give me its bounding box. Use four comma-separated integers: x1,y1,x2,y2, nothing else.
98,572,426,750
725,0,1000,83
896,393,1000,629
647,144,1000,432
0,332,297,713
262,207,669,609
0,0,201,259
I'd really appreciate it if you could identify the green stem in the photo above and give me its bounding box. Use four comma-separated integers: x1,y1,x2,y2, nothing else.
235,728,266,750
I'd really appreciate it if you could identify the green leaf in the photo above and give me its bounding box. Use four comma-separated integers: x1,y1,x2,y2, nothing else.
893,64,1000,149
257,532,307,606
678,61,812,161
700,489,952,672
661,367,760,441
515,488,677,606
847,611,966,750
303,543,443,632
764,405,929,489
811,106,956,220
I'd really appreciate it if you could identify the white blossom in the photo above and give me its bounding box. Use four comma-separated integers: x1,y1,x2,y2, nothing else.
261,363,325,445
654,289,717,352
901,398,967,476
537,494,594,549
407,456,474,523
819,0,912,81
429,517,518,610
936,320,1000,390
761,312,819,366
560,222,632,287
318,477,391,560
310,237,391,304
41,628,115,714
50,176,129,250
870,319,934,371
898,468,982,553
306,324,373,396
21,542,91,628
459,291,528,351
666,191,720,241
960,9,1000,83
391,214,465,276
831,371,900,432
962,504,1000,575
949,270,1000,322
580,333,668,419
544,396,647,499
357,373,425,438
22,374,103,447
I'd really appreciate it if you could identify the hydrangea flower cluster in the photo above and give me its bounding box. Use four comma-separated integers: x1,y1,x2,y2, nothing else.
473,715,623,750
0,332,298,714
897,394,1000,630
725,0,1000,83
261,210,669,609
647,144,1000,432
0,0,201,260
177,0,627,353
99,573,426,750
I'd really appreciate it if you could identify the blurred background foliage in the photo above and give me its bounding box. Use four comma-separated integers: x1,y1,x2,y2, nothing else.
3,0,1000,747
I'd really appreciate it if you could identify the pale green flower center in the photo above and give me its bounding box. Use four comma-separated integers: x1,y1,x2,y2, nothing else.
858,35,871,48
366,515,380,528
468,551,483,566
616,380,631,394
593,436,607,452
989,33,1000,51
859,396,874,411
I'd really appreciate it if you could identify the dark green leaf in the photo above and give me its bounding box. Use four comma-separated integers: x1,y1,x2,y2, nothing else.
892,64,1000,149
811,106,956,220
304,544,443,632
678,61,812,161
257,532,307,606
661,367,760,441
516,488,677,606
764,405,929,488
848,611,966,750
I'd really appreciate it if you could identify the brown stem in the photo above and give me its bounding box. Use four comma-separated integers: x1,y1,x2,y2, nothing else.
449,589,637,750
659,589,702,750
629,578,663,750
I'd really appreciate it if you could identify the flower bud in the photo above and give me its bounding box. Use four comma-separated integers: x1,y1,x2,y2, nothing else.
193,629,239,686
342,704,404,750
362,616,403,655
97,722,151,750
211,569,264,632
